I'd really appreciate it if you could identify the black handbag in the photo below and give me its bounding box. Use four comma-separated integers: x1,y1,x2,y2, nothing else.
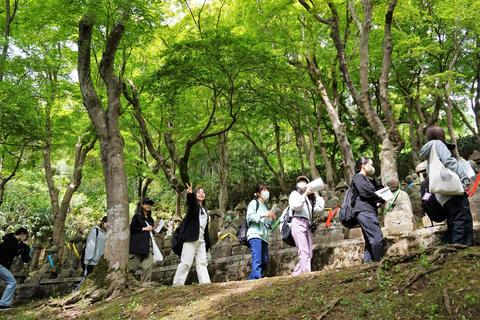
171,220,185,256
280,207,296,247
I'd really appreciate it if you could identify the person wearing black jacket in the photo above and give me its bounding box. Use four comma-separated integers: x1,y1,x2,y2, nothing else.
0,228,30,310
128,197,156,282
352,157,386,263
172,183,211,286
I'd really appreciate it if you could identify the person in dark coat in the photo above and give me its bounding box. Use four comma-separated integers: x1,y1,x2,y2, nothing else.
0,228,30,310
172,183,211,286
129,197,155,282
352,157,386,263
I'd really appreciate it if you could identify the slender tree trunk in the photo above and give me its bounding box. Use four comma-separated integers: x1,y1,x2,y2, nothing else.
315,108,335,189
51,133,96,252
445,94,461,158
475,41,480,134
0,147,23,207
43,104,61,240
305,54,355,183
295,131,307,175
241,131,290,194
406,97,421,165
218,132,228,225
0,0,18,81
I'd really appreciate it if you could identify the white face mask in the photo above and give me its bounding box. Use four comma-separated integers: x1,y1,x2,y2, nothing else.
261,190,270,201
364,162,375,176
297,182,307,191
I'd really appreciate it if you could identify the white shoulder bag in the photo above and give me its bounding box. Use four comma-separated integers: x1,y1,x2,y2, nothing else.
146,222,163,263
428,143,464,196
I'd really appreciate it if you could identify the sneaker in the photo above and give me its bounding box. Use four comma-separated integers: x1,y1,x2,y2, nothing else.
0,305,11,310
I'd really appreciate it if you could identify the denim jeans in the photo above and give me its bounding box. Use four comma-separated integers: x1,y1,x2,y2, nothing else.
0,265,16,307
248,238,268,280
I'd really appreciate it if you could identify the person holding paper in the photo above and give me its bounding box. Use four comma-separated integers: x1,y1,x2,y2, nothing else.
352,157,385,263
172,184,211,286
129,197,156,282
288,176,325,275
245,184,276,280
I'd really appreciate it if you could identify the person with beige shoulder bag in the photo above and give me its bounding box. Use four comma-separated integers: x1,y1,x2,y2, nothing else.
420,126,474,246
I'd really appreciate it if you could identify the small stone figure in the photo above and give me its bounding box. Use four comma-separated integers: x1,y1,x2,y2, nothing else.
404,174,423,224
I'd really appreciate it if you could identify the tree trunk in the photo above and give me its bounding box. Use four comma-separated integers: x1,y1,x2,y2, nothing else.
43,104,61,242
445,94,461,158
406,97,421,165
51,133,96,252
0,0,19,81
0,147,23,207
218,132,228,224
241,131,290,194
315,108,335,189
78,16,130,291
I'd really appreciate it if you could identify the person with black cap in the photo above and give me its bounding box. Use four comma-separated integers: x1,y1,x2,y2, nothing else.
0,227,30,310
288,175,324,275
420,125,473,245
129,197,156,282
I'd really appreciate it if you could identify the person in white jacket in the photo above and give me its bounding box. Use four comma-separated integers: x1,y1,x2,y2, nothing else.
288,176,325,275
83,216,107,276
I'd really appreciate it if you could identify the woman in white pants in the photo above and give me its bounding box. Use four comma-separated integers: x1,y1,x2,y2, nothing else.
172,183,211,286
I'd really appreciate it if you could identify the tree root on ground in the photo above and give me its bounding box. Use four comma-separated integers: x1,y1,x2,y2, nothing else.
443,287,453,320
317,297,341,320
399,266,443,293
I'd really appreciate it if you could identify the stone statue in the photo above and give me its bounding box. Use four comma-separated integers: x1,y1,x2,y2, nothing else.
383,178,415,235
208,208,222,246
235,201,248,226
59,236,85,278
271,194,288,217
404,174,423,224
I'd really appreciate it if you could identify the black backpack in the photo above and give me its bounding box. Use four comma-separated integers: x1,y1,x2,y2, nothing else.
80,227,99,271
420,178,448,223
339,184,359,228
237,199,259,247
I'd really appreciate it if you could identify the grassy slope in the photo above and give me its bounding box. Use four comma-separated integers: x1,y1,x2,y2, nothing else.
3,246,480,320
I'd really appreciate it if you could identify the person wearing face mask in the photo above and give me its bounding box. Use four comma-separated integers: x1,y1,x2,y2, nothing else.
288,176,325,275
246,184,276,280
352,157,386,263
172,183,211,286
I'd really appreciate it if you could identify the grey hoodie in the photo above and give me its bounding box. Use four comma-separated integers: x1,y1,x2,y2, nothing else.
84,226,106,266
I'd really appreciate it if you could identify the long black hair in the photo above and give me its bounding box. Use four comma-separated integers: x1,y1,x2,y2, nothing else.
355,156,370,173
194,186,206,207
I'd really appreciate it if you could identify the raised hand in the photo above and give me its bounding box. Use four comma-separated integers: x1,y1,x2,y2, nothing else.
186,183,193,194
